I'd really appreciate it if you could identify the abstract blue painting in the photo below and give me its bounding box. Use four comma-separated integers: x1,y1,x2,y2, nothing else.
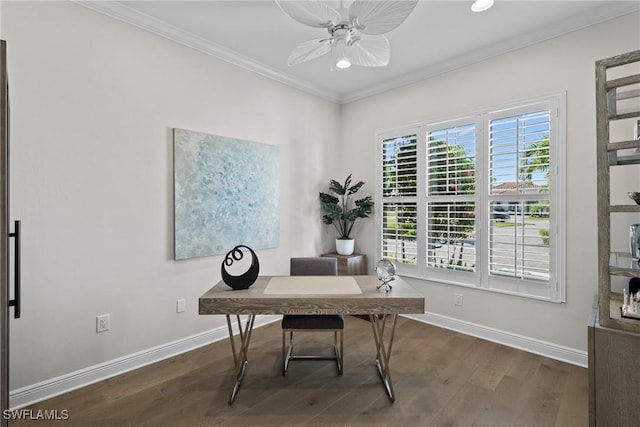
173,128,280,260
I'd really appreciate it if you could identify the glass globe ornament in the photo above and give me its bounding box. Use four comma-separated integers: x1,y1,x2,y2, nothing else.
376,258,396,292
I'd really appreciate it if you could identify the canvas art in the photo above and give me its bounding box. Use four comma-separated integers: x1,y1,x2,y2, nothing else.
173,128,280,260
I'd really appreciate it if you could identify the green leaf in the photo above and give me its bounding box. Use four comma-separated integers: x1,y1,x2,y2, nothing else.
343,210,359,221
322,202,343,220
342,174,352,193
354,196,374,217
329,179,345,195
322,214,336,225
319,192,339,205
347,180,364,195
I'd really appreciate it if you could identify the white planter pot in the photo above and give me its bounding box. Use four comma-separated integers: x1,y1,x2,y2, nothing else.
336,238,355,256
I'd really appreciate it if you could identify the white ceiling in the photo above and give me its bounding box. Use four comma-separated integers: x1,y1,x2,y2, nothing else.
79,0,640,103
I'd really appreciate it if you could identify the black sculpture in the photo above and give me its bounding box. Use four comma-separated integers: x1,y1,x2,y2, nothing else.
221,245,260,290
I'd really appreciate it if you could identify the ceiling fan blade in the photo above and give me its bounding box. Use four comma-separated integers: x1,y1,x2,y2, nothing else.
288,38,332,66
348,0,418,35
276,0,342,28
346,35,390,67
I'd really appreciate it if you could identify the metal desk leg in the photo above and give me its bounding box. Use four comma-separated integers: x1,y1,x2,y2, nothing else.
370,313,398,402
225,314,256,405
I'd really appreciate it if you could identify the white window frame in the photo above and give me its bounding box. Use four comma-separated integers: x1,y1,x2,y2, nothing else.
378,127,422,270
375,93,566,303
423,116,482,287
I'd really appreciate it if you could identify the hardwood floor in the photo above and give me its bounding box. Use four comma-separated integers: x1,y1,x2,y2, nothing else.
11,317,588,426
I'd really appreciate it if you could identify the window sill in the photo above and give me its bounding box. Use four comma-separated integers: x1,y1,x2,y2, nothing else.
396,273,565,304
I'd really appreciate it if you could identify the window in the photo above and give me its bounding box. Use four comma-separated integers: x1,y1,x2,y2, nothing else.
377,94,565,302
381,132,418,265
427,122,477,274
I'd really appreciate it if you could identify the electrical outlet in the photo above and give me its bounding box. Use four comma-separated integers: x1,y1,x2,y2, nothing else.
176,299,186,313
454,293,463,307
96,314,110,333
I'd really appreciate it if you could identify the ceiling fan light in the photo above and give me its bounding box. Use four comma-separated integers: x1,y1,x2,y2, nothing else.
333,37,351,69
471,0,494,12
336,58,351,69
277,0,417,68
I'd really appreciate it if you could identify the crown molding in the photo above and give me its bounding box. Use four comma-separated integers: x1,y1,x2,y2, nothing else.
341,2,640,104
74,1,638,106
73,1,342,104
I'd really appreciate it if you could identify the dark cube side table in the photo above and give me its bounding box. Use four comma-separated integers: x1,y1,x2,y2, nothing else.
320,253,367,276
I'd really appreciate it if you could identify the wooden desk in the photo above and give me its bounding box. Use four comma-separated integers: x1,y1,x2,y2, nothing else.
199,275,424,404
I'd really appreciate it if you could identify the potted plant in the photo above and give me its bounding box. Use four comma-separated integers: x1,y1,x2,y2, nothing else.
319,174,374,255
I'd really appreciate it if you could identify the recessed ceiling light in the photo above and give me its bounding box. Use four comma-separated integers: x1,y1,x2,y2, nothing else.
471,0,494,13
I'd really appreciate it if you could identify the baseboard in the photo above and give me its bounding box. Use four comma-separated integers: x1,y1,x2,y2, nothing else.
10,312,587,409
9,315,281,410
405,312,588,368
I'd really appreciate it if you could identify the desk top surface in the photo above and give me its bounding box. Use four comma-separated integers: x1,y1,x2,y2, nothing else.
198,275,425,315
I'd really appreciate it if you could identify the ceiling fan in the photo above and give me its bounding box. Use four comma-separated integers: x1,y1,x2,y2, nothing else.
275,0,418,69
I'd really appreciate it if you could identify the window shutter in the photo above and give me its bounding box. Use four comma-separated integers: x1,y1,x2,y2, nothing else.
427,125,476,196
382,202,417,265
426,123,477,273
382,135,417,197
489,110,551,194
375,93,564,302
488,109,551,282
381,134,418,266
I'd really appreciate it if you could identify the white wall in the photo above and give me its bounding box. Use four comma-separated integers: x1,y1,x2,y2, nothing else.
339,12,640,352
1,1,340,389
2,0,639,395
